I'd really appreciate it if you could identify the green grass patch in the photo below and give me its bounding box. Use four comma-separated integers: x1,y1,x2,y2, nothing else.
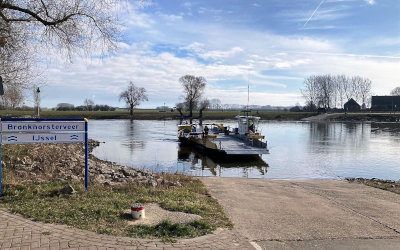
129,221,212,239
0,176,232,241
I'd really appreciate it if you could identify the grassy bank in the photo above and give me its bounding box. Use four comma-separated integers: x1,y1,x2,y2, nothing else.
0,143,232,241
0,109,316,120
1,177,231,241
330,113,400,122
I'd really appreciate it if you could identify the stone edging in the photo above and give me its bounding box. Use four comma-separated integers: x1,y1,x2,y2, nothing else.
0,208,253,249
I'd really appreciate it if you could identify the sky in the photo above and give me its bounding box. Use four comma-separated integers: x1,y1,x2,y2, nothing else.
39,0,400,108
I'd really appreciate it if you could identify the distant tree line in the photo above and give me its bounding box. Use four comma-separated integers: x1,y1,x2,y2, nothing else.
301,74,372,111
55,102,116,111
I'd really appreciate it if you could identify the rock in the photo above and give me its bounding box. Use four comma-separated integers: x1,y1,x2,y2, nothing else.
121,168,132,177
3,140,183,188
58,184,76,196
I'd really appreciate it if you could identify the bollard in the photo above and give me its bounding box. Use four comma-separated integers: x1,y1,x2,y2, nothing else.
131,203,145,220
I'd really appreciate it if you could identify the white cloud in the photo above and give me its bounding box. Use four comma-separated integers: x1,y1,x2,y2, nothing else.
366,0,376,5
206,88,303,107
158,13,184,22
184,43,244,60
42,38,400,107
38,2,399,107
119,2,155,28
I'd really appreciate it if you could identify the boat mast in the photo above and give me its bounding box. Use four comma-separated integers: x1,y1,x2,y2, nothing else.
247,84,249,113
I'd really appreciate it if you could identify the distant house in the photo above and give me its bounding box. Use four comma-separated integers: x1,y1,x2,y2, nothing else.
344,98,361,112
371,96,400,111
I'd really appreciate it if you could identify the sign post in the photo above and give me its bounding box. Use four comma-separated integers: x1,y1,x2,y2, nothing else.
0,118,89,196
84,118,89,192
0,133,2,196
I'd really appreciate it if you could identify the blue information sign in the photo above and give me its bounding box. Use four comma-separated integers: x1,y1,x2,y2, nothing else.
0,118,89,196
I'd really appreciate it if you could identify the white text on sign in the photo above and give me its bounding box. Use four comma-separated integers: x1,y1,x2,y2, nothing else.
1,133,85,144
1,121,85,132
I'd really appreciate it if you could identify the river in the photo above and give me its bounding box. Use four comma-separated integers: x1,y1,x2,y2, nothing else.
89,120,400,180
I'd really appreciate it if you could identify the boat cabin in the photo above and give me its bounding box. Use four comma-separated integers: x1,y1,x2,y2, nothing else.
236,116,260,135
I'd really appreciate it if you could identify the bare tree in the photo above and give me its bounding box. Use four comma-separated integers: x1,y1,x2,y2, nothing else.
198,99,210,119
84,98,94,111
301,74,372,110
350,76,361,104
179,75,207,118
0,0,131,106
335,75,347,108
302,75,335,109
318,75,335,109
341,75,353,102
354,76,372,107
175,102,185,117
119,82,148,117
0,0,121,54
391,87,400,96
1,85,23,109
0,22,33,107
301,75,318,109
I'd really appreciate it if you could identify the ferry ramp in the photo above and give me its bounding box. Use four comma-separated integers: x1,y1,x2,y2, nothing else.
214,135,268,155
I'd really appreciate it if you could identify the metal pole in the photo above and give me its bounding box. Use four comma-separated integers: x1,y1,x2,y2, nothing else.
84,118,89,192
36,87,41,117
0,117,2,197
0,141,2,197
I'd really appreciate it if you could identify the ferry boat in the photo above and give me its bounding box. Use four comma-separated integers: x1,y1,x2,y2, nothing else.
177,115,269,157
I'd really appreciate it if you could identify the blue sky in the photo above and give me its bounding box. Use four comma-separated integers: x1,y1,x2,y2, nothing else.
39,0,400,108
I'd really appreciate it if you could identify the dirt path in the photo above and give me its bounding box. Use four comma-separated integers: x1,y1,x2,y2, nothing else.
202,178,400,249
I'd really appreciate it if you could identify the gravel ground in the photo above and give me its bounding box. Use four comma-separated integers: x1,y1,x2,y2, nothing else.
127,203,202,226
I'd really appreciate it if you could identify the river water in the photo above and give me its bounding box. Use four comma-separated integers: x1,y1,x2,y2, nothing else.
90,120,400,180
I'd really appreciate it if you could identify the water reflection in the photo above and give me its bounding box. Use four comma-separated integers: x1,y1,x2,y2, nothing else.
307,122,372,151
90,120,400,180
122,120,146,152
177,146,269,177
371,123,400,137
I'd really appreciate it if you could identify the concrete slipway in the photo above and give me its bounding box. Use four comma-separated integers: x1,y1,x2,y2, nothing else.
202,178,400,249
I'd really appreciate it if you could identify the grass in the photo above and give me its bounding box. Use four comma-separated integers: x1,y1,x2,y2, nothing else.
346,178,400,195
130,221,212,239
331,112,400,122
0,175,232,241
0,109,316,120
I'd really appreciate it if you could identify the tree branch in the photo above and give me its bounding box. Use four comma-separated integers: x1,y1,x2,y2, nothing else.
1,3,79,26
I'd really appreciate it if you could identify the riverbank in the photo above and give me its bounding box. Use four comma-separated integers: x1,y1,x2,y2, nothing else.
2,109,399,122
0,109,316,120
0,142,231,241
347,178,400,194
303,112,400,122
